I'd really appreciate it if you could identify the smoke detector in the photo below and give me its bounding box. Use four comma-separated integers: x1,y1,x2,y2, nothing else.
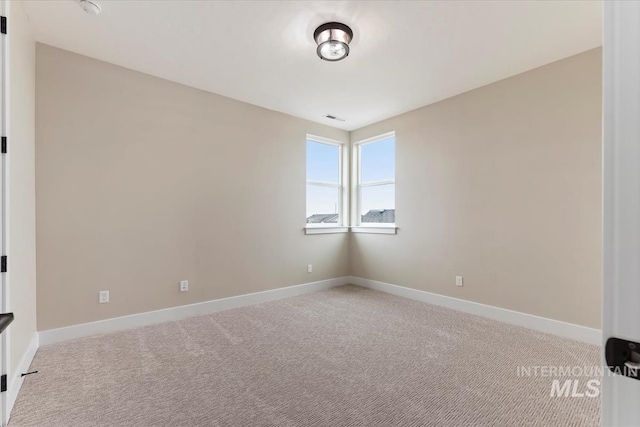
79,0,101,16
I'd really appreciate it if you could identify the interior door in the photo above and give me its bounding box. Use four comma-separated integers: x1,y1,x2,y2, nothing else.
602,1,640,426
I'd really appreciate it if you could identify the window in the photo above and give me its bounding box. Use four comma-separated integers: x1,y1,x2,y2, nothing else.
306,136,346,228
354,133,396,226
305,132,395,234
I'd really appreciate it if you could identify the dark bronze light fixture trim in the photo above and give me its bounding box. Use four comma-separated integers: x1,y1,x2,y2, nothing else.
314,22,353,61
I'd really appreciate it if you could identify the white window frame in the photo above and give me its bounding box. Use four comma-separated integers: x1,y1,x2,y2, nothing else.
305,135,349,234
351,131,397,234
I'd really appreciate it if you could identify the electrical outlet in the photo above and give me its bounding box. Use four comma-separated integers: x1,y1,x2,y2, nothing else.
99,290,109,303
456,276,463,287
180,280,189,292
307,264,313,274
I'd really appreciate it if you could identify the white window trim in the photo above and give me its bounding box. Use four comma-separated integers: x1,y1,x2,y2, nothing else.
350,226,397,235
304,226,349,235
351,131,396,232
305,135,349,234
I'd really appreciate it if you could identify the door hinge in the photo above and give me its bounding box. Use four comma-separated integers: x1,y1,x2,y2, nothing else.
1,17,6,35
1,256,6,273
0,375,6,393
1,137,6,154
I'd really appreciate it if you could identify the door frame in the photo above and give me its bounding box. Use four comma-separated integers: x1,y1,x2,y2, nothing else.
0,0,10,424
602,1,640,425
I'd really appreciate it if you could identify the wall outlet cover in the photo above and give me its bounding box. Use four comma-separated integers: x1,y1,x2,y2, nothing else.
99,290,109,303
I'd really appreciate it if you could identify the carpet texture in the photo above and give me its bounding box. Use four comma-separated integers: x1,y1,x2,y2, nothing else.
10,285,600,426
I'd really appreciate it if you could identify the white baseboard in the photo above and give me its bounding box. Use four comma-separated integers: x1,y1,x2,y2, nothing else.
7,333,39,418
39,276,351,346
348,276,601,345
38,275,600,347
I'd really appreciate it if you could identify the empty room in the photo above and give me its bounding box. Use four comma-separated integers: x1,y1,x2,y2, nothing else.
1,0,639,426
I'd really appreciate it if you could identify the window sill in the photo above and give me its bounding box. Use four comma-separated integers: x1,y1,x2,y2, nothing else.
304,226,349,235
304,226,398,235
350,226,397,235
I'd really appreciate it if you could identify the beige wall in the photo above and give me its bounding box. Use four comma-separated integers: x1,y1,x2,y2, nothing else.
9,0,37,375
36,44,349,331
36,44,601,331
350,48,602,329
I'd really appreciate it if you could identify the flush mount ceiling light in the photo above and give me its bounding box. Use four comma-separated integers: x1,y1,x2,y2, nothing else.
314,22,353,62
79,0,101,16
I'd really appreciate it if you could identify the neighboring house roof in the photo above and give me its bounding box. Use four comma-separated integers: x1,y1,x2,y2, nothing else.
361,209,395,223
306,213,339,223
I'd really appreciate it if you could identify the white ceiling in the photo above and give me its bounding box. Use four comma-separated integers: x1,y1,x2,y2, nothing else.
23,1,602,131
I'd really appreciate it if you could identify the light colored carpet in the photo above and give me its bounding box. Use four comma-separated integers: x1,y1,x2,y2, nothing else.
10,285,600,426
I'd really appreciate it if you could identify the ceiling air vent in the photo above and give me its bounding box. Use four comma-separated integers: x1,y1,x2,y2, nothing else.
324,114,346,122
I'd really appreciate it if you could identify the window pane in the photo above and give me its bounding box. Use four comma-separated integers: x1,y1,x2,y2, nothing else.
307,140,339,183
361,136,395,183
307,185,340,224
361,184,395,223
